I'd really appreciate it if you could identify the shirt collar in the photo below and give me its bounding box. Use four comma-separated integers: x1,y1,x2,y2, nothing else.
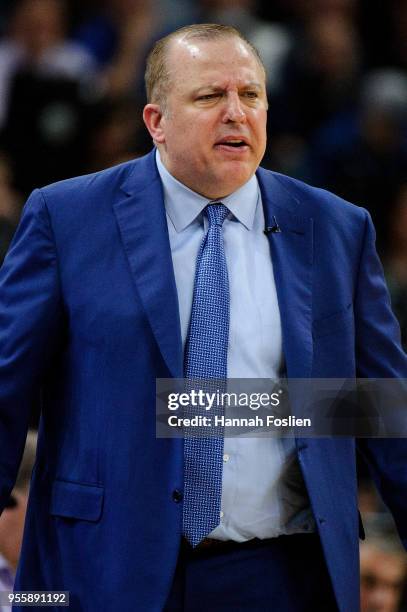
156,149,258,232
0,553,14,576
0,553,11,572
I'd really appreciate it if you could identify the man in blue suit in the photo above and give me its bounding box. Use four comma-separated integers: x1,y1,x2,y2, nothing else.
0,23,406,612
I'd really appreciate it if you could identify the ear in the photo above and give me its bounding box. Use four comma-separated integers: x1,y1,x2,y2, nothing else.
143,104,166,144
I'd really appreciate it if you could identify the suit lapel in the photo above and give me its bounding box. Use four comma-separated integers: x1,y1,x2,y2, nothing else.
113,151,183,378
257,168,314,379
112,155,312,381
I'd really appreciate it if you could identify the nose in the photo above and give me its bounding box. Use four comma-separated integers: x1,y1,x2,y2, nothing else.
222,92,247,124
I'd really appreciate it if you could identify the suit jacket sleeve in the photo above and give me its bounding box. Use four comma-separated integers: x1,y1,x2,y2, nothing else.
0,189,63,512
355,210,407,547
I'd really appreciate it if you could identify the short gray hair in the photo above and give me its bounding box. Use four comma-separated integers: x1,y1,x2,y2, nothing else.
145,23,265,108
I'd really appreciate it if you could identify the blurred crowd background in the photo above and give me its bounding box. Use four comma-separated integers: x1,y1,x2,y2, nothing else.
0,0,406,610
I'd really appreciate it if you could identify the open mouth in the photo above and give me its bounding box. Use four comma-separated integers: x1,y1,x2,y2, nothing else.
215,139,249,150
221,140,245,147
216,140,247,149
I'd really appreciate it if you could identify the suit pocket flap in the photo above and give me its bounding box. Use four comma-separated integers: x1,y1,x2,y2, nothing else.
50,480,104,522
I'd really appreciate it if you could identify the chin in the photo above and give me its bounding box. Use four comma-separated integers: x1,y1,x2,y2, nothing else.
218,167,252,190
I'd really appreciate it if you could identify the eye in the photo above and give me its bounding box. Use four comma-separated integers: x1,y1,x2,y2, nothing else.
197,93,221,101
242,91,259,99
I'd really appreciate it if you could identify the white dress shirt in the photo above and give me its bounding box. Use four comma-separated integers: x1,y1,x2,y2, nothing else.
156,150,315,541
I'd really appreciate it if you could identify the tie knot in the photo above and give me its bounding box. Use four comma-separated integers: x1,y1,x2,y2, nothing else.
206,203,229,228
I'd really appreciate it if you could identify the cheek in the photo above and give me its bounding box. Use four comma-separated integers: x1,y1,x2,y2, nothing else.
256,122,267,142
252,111,267,135
166,124,201,153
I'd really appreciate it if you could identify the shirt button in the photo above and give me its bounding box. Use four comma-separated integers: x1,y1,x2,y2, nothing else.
220,511,224,519
172,489,183,503
223,454,230,462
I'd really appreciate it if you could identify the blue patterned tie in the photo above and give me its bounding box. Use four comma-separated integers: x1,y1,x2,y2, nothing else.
183,203,230,547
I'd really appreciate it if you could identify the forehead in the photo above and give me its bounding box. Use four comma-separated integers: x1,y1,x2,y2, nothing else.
166,36,265,92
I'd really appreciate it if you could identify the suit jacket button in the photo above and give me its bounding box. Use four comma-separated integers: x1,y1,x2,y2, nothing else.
172,489,183,503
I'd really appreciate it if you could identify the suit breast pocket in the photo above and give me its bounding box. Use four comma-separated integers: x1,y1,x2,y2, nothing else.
312,303,354,339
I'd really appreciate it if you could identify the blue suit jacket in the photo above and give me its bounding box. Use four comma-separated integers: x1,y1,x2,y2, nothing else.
0,150,406,612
